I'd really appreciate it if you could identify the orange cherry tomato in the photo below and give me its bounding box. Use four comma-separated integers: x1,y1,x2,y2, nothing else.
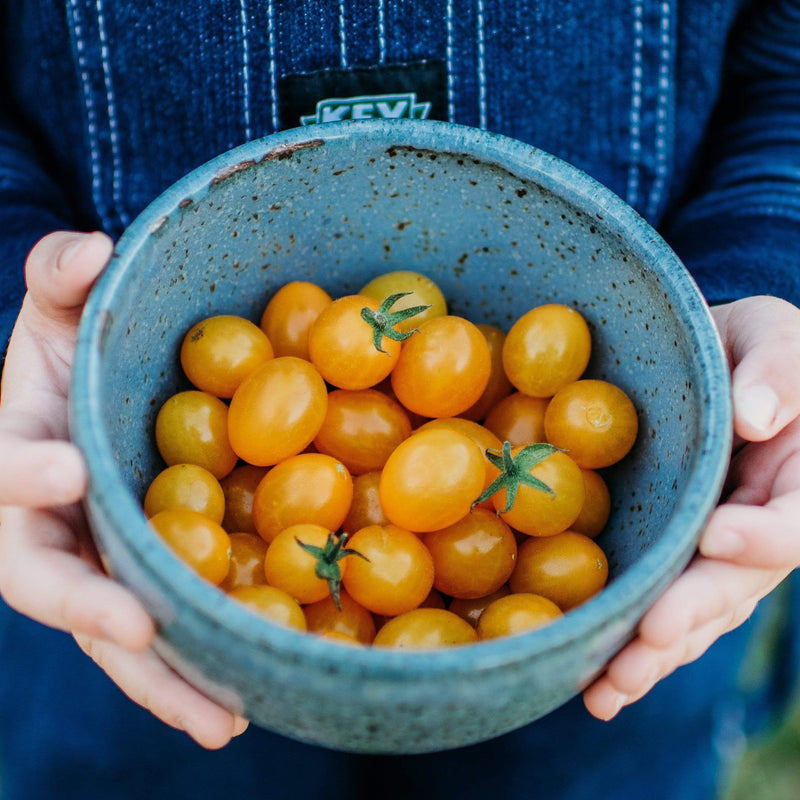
303,589,377,644
544,379,638,468
143,463,225,524
341,471,390,534
449,586,511,628
313,388,412,475
219,532,269,591
373,608,479,649
228,585,307,631
219,464,269,534
358,270,448,333
155,390,238,479
460,324,514,422
251,453,353,544
180,314,274,398
390,315,492,417
571,469,612,538
308,295,404,390
476,593,562,639
227,356,328,466
509,531,609,610
149,508,231,585
423,509,517,599
502,304,592,397
342,524,435,616
483,392,549,447
379,428,485,532
264,524,354,605
260,280,332,360
488,445,585,537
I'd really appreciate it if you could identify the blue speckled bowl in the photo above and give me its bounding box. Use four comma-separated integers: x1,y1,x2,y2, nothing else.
69,119,732,754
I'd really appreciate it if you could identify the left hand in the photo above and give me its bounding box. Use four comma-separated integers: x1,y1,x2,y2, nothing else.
584,295,800,720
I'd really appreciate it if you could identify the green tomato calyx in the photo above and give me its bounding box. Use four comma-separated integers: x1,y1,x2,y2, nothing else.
360,292,430,353
474,441,561,512
295,531,368,610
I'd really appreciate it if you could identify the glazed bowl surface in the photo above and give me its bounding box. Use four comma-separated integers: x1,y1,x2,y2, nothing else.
70,119,732,753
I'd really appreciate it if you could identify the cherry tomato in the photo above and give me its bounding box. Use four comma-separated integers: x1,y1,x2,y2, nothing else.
358,270,448,333
390,316,492,417
571,469,612,538
449,586,511,628
379,428,485,532
341,471,390,534
149,508,231,585
228,356,328,466
483,392,549,447
155,391,238,479
423,509,517,599
180,314,274,398
342,524,435,616
308,295,404,390
313,388,412,475
373,608,478,649
228,585,307,631
220,464,269,534
460,324,514,421
476,593,562,640
372,587,447,631
509,531,609,610
252,453,353,544
502,304,592,397
544,379,638,468
264,524,354,605
219,532,269,591
488,445,585,537
303,589,377,644
260,280,332,359
318,630,362,645
143,463,225,524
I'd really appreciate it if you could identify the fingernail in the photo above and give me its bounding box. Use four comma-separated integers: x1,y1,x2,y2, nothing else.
42,463,78,504
233,716,250,737
59,236,88,269
735,383,779,435
603,693,626,721
701,528,744,559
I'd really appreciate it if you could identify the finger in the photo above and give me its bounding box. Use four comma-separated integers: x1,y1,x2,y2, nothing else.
0,506,154,649
74,634,245,750
24,230,113,324
714,297,800,441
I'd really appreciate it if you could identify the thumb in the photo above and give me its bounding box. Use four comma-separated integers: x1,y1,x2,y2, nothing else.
713,296,800,442
25,231,114,325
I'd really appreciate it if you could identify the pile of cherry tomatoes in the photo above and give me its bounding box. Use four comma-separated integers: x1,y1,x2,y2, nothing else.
144,271,638,649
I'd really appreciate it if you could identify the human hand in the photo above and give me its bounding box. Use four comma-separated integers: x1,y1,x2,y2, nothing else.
0,231,248,748
584,295,800,720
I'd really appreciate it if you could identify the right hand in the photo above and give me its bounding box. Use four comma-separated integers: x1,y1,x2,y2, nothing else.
0,231,248,748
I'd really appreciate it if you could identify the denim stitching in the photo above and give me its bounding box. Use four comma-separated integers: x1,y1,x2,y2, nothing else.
339,0,348,68
477,0,487,129
239,0,252,141
378,0,386,63
646,0,672,220
446,0,455,121
66,0,104,224
267,0,278,132
627,1,644,207
94,0,128,226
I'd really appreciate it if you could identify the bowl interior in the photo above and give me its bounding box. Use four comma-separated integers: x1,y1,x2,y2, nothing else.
71,120,732,750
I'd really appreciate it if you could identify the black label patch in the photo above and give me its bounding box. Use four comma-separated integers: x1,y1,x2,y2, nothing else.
278,60,447,130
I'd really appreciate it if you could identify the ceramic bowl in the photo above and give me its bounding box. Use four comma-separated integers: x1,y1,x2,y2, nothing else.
70,119,732,754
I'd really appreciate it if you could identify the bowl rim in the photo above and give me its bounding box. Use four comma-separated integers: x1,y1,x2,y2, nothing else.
70,118,733,678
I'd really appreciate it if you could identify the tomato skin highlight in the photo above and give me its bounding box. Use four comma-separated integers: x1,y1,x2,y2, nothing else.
227,356,328,466
260,280,332,360
379,428,486,533
390,316,492,418
220,532,269,592
477,593,562,639
502,304,592,398
143,463,225,524
228,585,307,631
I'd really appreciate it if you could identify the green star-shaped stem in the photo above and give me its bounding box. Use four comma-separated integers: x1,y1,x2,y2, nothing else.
474,441,561,512
360,291,430,353
295,531,368,610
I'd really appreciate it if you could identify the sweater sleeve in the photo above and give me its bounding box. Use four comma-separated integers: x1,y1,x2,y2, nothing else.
662,0,800,307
